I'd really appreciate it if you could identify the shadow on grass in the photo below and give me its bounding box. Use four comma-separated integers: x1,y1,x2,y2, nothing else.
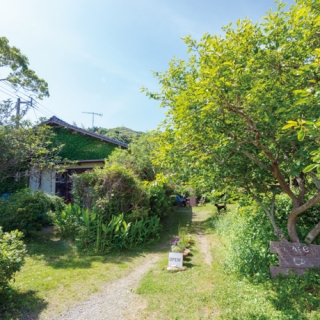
230,314,270,320
161,206,193,237
0,288,48,320
264,273,320,319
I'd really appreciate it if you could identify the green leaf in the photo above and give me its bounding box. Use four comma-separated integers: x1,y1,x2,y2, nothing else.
297,128,306,141
303,163,319,173
282,123,296,130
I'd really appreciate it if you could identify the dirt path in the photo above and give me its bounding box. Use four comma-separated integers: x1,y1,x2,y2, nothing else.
46,253,160,320
197,232,213,265
192,211,213,266
42,208,212,320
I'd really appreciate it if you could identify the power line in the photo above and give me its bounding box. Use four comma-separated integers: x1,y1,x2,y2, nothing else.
2,80,32,99
0,84,30,102
0,82,60,119
0,88,17,100
32,99,56,116
31,103,53,117
32,105,38,122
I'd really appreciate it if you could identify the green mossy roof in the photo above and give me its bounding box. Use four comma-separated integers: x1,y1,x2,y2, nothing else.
52,127,117,161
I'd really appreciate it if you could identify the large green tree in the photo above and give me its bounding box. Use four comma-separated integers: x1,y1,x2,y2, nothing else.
0,37,49,100
0,37,58,187
144,0,320,244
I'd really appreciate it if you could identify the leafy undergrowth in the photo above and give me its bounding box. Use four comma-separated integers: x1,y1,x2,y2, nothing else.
135,204,320,320
0,226,161,320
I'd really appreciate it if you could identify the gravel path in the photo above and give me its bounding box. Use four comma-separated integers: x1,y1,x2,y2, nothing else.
46,253,160,320
38,208,212,320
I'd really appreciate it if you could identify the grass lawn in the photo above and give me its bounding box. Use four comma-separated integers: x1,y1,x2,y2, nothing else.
2,203,320,319
135,204,320,320
0,226,160,319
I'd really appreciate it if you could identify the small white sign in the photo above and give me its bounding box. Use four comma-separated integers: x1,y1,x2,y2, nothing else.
168,252,183,267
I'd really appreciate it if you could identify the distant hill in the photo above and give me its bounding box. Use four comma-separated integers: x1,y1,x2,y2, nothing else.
90,126,143,144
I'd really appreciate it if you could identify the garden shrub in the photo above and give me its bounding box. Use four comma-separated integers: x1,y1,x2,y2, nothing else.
72,165,149,220
68,165,169,253
99,214,160,251
54,203,85,239
0,177,27,195
55,204,161,253
0,189,65,235
214,194,320,278
146,183,173,218
214,204,278,278
75,213,161,253
0,227,26,290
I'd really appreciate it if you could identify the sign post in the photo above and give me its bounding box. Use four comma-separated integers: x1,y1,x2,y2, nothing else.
168,252,183,267
270,241,320,278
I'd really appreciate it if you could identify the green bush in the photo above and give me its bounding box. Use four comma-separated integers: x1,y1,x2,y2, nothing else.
68,165,167,253
72,165,149,219
0,177,27,195
55,204,161,254
75,213,161,253
146,183,173,218
0,189,65,235
0,227,27,291
214,194,320,278
54,203,85,239
216,205,277,277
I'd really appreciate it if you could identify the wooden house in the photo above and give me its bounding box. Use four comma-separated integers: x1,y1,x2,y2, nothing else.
29,116,128,201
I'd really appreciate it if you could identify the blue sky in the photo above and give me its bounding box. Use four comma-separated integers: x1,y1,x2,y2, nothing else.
0,0,294,131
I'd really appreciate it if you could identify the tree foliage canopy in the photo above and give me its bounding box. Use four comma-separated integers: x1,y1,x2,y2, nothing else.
108,132,158,181
0,37,49,99
145,0,320,243
0,38,58,187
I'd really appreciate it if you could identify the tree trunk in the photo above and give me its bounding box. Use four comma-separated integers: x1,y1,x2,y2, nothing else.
305,221,320,244
287,212,300,243
287,191,320,243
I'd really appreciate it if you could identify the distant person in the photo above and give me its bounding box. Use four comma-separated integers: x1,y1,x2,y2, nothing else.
176,194,186,207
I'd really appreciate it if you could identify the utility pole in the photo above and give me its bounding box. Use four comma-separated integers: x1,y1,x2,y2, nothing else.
82,112,103,129
15,98,20,128
15,97,33,128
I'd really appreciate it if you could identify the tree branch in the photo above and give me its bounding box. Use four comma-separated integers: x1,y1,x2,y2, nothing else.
305,220,320,244
250,191,287,240
241,150,272,171
296,174,306,204
288,190,320,242
272,164,299,205
310,171,320,190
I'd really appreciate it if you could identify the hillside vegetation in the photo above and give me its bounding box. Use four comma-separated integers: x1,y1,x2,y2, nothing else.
90,126,143,144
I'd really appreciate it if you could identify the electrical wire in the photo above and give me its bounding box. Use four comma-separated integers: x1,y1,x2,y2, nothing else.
32,105,38,122
0,88,17,100
31,103,52,117
0,82,60,119
0,84,28,101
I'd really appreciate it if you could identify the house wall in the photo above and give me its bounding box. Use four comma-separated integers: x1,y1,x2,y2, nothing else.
29,161,104,197
29,169,56,196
